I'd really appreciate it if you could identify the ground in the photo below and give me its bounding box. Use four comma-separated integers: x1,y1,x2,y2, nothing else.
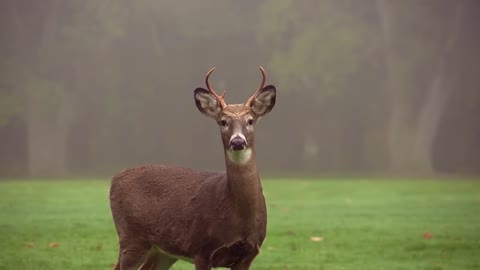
0,178,479,269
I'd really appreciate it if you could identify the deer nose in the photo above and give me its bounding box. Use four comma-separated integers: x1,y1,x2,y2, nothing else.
230,136,247,151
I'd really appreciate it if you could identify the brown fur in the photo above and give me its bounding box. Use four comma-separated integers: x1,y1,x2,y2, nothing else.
110,69,276,270
110,164,266,269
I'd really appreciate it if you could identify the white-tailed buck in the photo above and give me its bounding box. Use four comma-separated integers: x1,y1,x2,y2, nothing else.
110,67,276,270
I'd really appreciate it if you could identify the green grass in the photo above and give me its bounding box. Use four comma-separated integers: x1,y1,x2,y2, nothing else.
1,179,479,270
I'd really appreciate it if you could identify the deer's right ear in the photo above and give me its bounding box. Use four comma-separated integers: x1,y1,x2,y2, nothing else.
194,88,222,119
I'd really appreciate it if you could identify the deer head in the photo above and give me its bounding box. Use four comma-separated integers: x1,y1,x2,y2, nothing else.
194,67,276,165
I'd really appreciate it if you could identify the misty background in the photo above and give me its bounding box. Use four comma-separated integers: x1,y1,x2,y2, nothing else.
0,0,479,178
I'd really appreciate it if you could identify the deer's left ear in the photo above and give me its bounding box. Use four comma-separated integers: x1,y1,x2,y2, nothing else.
250,85,276,117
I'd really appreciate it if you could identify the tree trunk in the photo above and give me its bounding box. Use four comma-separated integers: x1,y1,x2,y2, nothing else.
376,0,416,172
26,113,66,176
26,87,71,177
17,0,70,177
413,2,464,173
376,0,463,174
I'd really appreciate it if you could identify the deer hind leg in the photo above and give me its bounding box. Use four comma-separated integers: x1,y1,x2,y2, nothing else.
139,247,177,270
116,240,151,270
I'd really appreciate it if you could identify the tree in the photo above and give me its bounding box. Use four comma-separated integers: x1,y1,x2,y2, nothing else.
256,0,384,171
1,0,127,175
376,0,465,173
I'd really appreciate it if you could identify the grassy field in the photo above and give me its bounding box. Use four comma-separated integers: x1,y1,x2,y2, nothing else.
0,179,479,270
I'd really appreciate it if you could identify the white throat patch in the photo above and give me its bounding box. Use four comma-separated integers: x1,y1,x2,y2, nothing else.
227,148,252,165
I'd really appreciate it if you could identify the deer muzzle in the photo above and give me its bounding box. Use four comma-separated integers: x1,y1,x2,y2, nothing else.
230,135,247,151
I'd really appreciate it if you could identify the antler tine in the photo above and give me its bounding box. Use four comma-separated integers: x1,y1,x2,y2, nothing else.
246,66,267,106
205,67,227,108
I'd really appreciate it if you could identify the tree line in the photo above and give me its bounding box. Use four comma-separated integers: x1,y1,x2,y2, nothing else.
0,0,479,177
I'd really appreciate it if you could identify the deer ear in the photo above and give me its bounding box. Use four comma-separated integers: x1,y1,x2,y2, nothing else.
194,88,222,119
250,85,276,117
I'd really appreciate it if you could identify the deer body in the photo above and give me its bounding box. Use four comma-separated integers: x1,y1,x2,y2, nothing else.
110,68,276,270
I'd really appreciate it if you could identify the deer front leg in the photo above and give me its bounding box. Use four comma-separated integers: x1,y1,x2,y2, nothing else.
231,257,254,270
194,256,212,270
231,243,260,270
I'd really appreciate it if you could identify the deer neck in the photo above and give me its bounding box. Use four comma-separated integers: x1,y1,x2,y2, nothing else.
224,147,262,216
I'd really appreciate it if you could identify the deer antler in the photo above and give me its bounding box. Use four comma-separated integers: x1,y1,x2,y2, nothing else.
245,66,267,107
205,67,227,109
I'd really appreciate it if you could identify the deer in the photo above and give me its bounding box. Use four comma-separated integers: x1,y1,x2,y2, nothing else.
109,67,276,270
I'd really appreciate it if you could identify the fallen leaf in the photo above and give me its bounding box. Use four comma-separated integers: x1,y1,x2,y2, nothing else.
110,263,117,268
95,243,103,250
25,242,35,248
49,242,60,248
310,236,324,242
423,232,433,240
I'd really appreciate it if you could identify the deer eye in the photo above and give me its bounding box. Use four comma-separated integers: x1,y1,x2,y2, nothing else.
247,119,254,126
220,120,228,127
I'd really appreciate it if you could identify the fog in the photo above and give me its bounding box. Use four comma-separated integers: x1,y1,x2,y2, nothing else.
1,0,479,177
